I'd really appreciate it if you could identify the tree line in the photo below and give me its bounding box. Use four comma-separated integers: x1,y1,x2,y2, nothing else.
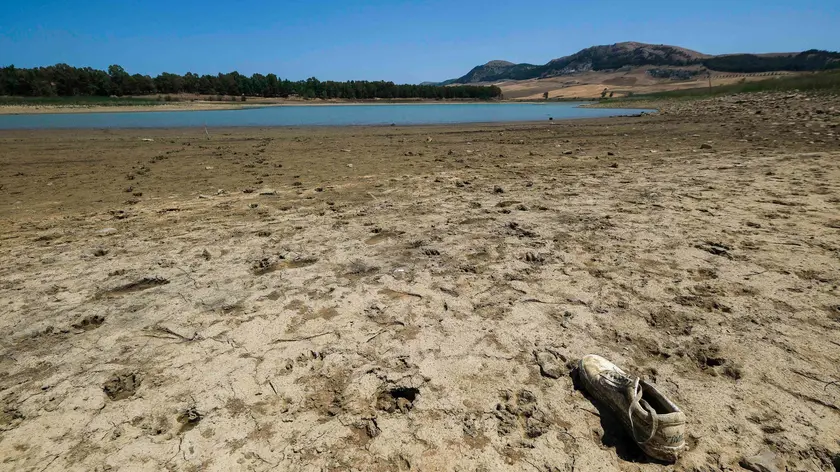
701,50,840,73
0,64,503,100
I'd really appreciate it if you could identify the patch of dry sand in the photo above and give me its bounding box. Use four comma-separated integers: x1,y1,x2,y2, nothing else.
0,92,839,471
501,71,798,100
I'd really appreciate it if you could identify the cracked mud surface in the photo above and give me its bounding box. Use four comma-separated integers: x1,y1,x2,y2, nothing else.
1,92,839,471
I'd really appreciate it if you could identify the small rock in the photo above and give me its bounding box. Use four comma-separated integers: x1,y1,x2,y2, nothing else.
535,350,568,379
739,449,783,472
396,397,412,414
700,143,713,150
97,228,117,236
258,188,276,196
523,252,544,263
493,186,504,194
363,418,380,438
205,166,214,170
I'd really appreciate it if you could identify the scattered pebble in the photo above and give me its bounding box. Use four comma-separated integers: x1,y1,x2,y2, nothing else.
534,350,569,379
739,449,783,472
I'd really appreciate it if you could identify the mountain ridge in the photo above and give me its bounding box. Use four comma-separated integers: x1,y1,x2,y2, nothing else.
441,42,840,84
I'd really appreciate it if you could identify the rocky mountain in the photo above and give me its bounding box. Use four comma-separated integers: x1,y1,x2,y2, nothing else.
443,42,840,84
440,60,539,85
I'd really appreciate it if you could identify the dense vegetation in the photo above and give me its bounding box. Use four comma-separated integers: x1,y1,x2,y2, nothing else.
647,68,701,80
442,62,539,85
447,43,840,84
702,50,840,73
0,64,502,100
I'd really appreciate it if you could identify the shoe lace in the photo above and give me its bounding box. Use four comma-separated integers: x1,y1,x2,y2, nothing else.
628,377,658,445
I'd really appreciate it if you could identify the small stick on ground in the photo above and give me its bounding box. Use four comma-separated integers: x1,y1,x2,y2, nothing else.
272,331,336,344
176,266,199,288
792,369,840,393
144,325,202,342
520,298,560,304
365,329,387,343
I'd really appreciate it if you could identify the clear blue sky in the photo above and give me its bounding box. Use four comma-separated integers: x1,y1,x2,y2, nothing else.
1,0,838,83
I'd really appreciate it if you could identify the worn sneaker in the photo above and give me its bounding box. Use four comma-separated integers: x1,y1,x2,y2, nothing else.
578,354,687,462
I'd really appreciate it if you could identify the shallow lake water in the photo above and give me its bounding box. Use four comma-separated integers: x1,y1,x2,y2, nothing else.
0,102,653,129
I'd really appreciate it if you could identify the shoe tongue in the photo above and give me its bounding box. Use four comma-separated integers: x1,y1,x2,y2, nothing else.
601,369,633,389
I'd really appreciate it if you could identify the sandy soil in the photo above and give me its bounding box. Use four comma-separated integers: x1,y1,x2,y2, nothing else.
500,71,796,100
1,92,839,471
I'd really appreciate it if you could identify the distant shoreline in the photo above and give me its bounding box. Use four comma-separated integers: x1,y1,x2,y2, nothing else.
0,98,596,115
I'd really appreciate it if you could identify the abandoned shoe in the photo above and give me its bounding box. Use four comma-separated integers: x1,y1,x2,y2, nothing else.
578,354,686,462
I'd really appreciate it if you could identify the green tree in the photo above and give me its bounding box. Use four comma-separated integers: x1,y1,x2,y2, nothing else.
107,64,129,95
183,72,199,93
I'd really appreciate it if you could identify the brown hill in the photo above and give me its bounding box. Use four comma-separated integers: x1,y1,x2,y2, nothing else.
444,42,838,86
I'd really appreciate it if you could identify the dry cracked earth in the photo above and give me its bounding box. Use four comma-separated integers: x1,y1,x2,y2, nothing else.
1,92,839,471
